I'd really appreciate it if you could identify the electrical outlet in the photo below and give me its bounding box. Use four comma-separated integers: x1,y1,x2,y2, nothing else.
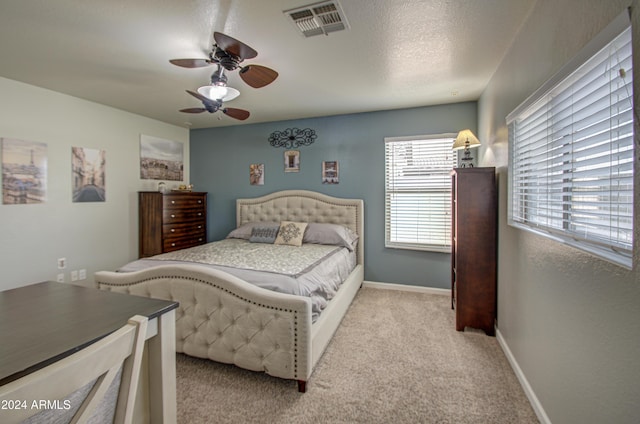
79,269,87,280
71,270,78,281
57,258,66,269
57,273,65,283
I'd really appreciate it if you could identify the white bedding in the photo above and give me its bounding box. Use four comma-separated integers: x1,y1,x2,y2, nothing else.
118,239,356,321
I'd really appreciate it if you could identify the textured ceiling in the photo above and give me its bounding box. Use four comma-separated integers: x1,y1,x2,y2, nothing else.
0,0,535,129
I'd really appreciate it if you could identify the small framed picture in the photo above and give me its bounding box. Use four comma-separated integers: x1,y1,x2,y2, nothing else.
284,150,300,173
322,161,339,184
250,163,264,185
72,147,106,202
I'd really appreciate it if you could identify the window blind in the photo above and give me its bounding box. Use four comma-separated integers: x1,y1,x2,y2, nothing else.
384,134,456,252
507,13,634,269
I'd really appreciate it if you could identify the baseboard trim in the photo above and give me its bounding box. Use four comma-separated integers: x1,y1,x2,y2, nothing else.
363,282,548,422
363,282,549,422
496,328,551,424
362,280,449,296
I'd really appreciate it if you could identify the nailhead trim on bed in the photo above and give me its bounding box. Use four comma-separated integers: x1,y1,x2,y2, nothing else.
100,274,302,379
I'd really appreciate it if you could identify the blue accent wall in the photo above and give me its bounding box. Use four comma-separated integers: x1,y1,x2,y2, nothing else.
190,101,477,288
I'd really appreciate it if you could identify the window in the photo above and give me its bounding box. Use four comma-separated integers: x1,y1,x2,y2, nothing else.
384,134,457,252
507,12,634,269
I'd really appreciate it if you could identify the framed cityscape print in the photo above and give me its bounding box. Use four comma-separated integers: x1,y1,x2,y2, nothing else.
72,147,106,202
140,134,183,181
1,137,47,204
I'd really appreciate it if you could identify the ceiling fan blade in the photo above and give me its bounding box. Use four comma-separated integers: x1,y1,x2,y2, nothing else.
180,108,206,113
239,65,278,88
213,32,258,60
170,58,211,68
223,108,250,120
186,89,210,103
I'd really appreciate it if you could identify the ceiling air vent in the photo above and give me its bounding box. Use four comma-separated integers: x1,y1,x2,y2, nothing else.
284,1,349,38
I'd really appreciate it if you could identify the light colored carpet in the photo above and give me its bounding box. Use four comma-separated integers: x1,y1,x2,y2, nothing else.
176,287,539,423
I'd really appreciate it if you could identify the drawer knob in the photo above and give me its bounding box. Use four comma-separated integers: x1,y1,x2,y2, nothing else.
198,200,202,204
171,229,175,232
198,212,202,216
171,214,176,218
198,225,202,229
171,243,176,247
171,200,176,204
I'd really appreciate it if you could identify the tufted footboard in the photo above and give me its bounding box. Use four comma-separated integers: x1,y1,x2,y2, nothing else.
95,264,313,388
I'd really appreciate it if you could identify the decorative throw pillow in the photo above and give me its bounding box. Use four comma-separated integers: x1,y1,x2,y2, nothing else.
303,223,359,251
249,224,280,244
274,221,308,247
226,222,278,240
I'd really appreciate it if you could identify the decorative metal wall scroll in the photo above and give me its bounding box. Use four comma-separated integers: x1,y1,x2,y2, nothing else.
268,128,317,148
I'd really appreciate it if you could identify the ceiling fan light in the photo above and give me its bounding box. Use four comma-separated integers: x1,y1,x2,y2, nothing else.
197,85,240,102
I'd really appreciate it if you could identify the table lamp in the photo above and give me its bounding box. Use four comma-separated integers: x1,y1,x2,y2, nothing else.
453,129,481,167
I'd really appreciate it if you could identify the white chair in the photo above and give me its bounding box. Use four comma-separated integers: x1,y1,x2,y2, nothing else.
0,315,148,424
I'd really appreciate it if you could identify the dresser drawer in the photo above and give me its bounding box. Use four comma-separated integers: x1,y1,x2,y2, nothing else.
163,235,206,252
162,208,205,223
163,195,205,210
163,222,205,238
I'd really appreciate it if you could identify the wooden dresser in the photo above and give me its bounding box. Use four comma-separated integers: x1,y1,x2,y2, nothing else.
138,191,207,258
450,167,497,336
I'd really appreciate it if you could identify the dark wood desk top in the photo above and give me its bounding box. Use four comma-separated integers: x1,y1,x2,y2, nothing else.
0,281,178,386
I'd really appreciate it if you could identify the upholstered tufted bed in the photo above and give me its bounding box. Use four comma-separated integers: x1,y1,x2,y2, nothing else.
95,190,364,392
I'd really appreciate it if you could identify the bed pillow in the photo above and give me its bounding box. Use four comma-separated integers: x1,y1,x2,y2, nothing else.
303,223,359,251
226,222,278,240
249,223,280,244
274,221,308,247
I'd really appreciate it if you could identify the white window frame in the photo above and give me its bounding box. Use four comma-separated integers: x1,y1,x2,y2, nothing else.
506,11,634,269
384,133,457,253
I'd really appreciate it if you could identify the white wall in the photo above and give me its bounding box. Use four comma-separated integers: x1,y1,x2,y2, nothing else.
478,1,640,423
0,77,189,290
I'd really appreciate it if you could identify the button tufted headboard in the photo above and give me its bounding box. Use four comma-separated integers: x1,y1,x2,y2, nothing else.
236,190,364,265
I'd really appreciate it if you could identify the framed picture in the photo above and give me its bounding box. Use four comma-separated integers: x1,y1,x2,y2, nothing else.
1,138,48,204
250,163,264,185
140,134,183,181
284,150,300,173
72,147,106,202
322,161,339,184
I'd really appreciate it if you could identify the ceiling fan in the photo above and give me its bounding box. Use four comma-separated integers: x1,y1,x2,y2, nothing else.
179,89,250,121
171,32,278,120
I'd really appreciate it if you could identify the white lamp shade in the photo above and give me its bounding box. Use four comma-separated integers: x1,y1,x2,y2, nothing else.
452,129,481,150
197,85,240,102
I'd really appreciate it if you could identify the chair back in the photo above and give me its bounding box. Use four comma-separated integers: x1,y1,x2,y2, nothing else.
0,315,148,424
